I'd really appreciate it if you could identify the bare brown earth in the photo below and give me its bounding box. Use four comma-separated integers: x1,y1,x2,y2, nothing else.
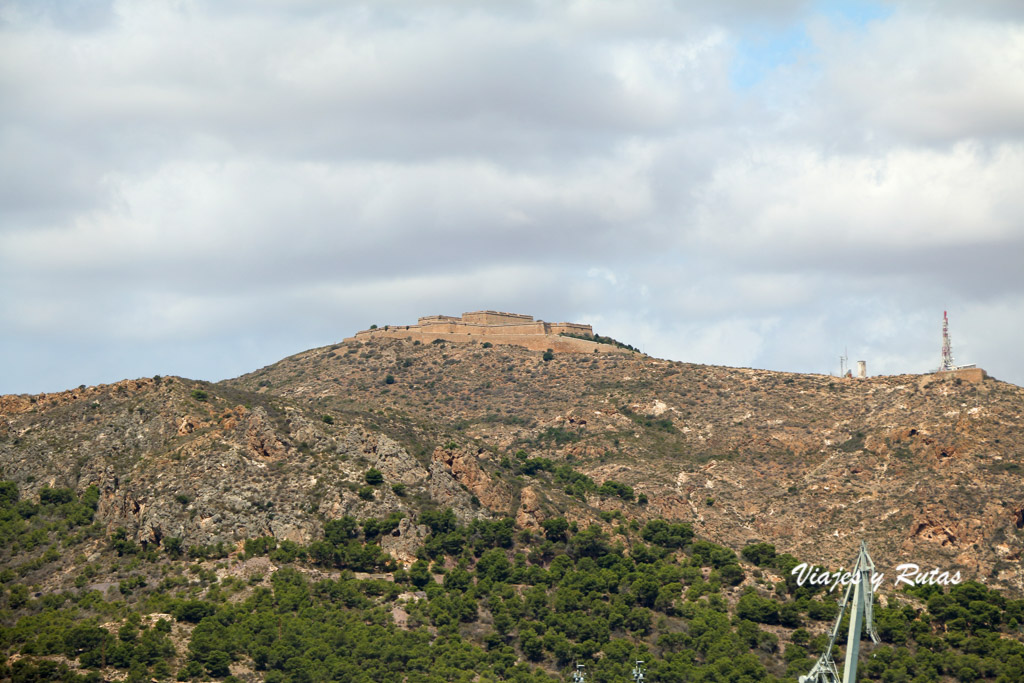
2,335,1022,595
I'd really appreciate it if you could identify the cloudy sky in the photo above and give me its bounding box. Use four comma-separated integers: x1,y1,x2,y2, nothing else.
2,0,1023,394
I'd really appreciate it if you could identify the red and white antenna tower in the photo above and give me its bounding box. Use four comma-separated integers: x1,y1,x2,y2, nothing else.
940,310,955,371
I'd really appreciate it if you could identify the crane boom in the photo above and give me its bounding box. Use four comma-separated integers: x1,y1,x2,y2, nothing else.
800,541,880,683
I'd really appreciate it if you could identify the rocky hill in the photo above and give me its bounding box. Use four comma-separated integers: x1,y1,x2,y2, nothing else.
2,332,1022,594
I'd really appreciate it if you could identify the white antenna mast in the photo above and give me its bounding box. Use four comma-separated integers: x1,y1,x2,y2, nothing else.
941,311,955,371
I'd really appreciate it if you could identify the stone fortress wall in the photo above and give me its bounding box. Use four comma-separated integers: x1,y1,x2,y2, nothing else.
460,311,534,325
935,367,987,384
346,311,630,354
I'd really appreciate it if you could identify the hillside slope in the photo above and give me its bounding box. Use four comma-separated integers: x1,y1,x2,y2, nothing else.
3,334,1024,681
221,337,1024,594
3,336,1023,594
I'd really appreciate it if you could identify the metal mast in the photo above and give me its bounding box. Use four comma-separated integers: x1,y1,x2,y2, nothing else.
571,664,585,683
941,311,955,371
632,660,646,682
800,541,880,683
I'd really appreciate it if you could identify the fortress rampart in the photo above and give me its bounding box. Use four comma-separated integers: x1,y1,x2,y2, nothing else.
935,367,987,384
345,311,627,354
460,311,534,325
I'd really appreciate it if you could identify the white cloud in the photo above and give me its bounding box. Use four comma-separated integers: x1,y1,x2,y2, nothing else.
809,10,1024,145
1,1,1023,393
692,142,1024,254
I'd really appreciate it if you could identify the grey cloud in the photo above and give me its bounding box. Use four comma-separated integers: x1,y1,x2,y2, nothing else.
805,11,1024,146
0,0,115,32
912,0,1024,21
2,1,1023,394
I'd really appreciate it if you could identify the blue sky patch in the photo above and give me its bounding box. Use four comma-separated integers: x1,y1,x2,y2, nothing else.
729,0,892,89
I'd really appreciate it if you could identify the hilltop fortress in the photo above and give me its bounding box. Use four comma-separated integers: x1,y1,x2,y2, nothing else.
346,311,632,354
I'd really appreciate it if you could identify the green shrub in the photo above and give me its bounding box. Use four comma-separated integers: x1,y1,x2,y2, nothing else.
719,563,746,586
109,528,139,556
742,542,777,566
541,517,570,541
0,481,19,507
362,513,403,540
173,600,216,623
641,520,693,548
39,487,73,505
597,479,634,501
520,457,553,475
163,537,184,557
736,592,781,624
244,537,277,558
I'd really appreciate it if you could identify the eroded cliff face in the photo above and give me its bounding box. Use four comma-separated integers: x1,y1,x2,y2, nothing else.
3,336,1024,593
0,380,493,552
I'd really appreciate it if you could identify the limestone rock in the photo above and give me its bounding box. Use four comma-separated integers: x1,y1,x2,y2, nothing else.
515,486,543,529
431,446,513,514
245,407,287,460
380,517,429,565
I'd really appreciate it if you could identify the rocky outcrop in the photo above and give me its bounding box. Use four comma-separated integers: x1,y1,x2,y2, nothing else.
380,517,429,565
515,486,543,529
245,407,287,460
431,446,514,514
427,459,478,523
343,428,425,485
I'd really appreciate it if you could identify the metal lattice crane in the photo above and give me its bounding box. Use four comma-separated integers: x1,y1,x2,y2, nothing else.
800,541,880,683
